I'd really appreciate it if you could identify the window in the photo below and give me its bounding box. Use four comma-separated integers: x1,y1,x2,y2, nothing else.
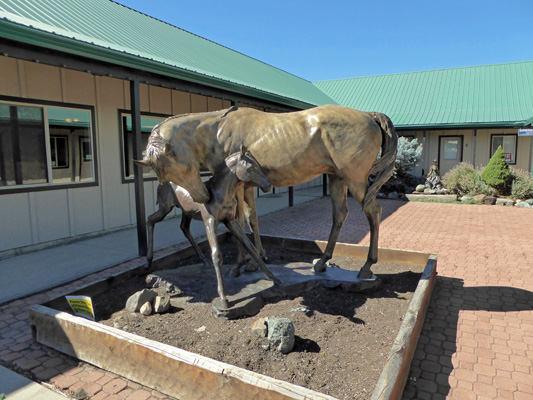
121,113,166,180
491,134,517,164
0,101,95,190
443,139,459,160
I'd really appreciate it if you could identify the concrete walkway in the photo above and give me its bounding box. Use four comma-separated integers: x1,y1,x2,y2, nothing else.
1,194,532,399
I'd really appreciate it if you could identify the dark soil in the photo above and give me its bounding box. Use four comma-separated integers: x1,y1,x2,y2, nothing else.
94,244,423,400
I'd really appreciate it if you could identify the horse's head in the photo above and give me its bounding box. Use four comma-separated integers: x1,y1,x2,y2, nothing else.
226,145,272,192
135,133,210,203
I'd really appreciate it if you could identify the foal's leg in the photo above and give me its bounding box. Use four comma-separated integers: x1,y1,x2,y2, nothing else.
244,186,267,262
226,219,282,286
347,181,381,279
204,213,229,309
146,205,173,269
313,175,348,272
234,186,248,275
180,213,211,267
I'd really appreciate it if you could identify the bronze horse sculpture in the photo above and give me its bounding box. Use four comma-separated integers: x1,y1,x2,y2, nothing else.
145,145,281,309
136,105,397,278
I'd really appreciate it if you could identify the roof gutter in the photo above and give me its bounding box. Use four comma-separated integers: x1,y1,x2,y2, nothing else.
395,120,530,130
0,19,318,110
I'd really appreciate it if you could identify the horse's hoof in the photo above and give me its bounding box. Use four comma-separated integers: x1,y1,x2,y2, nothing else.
230,268,241,278
357,269,373,279
273,278,283,287
312,258,327,273
244,261,259,272
220,299,229,309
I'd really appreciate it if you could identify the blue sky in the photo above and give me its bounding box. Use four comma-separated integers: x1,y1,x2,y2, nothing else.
114,0,532,82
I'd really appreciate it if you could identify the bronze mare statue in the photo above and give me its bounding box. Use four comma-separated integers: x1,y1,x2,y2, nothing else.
136,105,397,279
145,145,281,309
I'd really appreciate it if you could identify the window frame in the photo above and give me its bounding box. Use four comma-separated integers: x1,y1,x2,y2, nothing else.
50,135,69,169
490,133,517,165
118,110,168,183
0,95,98,195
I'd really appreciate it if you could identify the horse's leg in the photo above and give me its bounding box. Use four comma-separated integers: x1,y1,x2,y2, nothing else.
226,219,282,287
313,175,348,272
204,214,229,309
146,205,173,269
347,181,381,279
180,213,211,267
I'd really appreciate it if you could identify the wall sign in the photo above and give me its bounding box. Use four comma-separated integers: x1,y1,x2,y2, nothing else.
518,128,533,136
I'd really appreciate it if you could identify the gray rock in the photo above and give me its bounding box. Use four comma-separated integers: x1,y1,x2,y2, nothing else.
516,201,532,208
496,198,514,206
154,295,170,313
415,184,425,192
482,196,497,205
126,289,157,312
251,318,267,337
266,317,295,354
460,196,474,202
146,275,179,294
387,191,399,200
526,199,533,206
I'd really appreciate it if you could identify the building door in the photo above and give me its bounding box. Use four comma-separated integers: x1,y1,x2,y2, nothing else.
439,136,463,175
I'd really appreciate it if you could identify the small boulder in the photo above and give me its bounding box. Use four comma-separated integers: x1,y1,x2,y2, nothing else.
140,302,152,316
482,196,497,205
154,295,170,313
526,199,533,206
460,196,474,202
126,289,157,312
516,201,531,208
251,318,267,337
496,198,514,206
415,184,425,192
266,317,295,354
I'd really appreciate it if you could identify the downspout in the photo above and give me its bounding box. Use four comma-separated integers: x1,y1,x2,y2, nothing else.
473,129,477,167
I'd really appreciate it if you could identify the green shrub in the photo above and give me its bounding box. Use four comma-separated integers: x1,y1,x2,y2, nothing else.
442,162,496,196
480,146,512,195
510,167,533,200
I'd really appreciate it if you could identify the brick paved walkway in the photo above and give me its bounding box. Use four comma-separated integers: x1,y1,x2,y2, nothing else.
0,198,532,399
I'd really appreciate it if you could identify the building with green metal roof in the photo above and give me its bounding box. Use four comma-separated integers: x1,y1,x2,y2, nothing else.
316,62,533,176
0,0,532,255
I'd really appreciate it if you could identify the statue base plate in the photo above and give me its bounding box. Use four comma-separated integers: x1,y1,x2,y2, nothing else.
149,262,382,319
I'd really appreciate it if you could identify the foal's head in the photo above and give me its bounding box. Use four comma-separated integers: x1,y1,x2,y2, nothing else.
226,145,272,193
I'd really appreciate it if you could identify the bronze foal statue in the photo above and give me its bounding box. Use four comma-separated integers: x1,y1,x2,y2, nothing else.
146,145,281,309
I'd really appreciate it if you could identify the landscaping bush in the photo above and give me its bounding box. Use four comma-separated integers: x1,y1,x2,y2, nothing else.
442,162,496,196
480,146,512,195
395,137,423,179
510,167,533,200
381,137,423,193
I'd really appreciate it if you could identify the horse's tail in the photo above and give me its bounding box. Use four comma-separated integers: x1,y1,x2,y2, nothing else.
363,112,398,208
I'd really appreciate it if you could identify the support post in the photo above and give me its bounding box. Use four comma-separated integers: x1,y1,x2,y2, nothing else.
130,79,147,257
288,186,294,207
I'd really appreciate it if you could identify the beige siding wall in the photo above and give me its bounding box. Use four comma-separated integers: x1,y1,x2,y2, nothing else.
401,127,533,178
0,57,244,253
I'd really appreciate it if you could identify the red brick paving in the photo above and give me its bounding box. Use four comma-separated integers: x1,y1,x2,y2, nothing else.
0,198,532,399
258,198,533,399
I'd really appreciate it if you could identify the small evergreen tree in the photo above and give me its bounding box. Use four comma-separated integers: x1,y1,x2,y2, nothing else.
480,146,511,195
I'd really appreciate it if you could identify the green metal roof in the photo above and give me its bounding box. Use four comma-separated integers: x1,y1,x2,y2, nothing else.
0,0,335,108
314,62,533,129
